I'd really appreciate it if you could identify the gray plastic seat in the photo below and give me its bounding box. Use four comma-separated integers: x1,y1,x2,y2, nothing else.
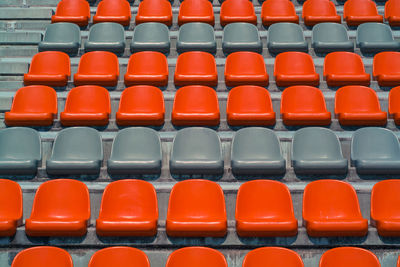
46,127,103,175
170,127,224,175
177,23,217,54
131,22,170,54
38,22,81,55
231,127,286,175
107,127,162,175
351,127,400,174
312,23,354,54
85,22,126,55
267,23,308,54
222,22,262,54
356,23,400,54
0,127,41,175
292,127,348,175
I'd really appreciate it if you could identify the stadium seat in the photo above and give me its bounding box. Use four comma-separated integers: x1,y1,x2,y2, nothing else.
51,0,91,26
177,23,216,54
351,127,400,174
267,23,308,54
281,86,331,126
302,0,341,26
0,128,41,175
222,23,262,54
292,127,348,175
385,0,400,27
93,0,131,26
220,0,257,26
124,52,168,87
170,127,223,175
174,52,218,87
312,23,354,54
319,247,380,267
88,247,150,267
74,51,119,87
131,22,170,54
324,52,370,87
46,127,103,175
344,0,383,26
116,86,165,126
226,85,275,126
357,23,400,54
24,51,70,87
107,127,162,175
25,179,90,236
224,52,268,87
60,85,111,126
242,247,304,267
178,0,215,26
231,128,285,175
274,52,320,87
236,180,297,236
172,85,219,126
84,22,125,54
135,0,173,26
335,86,387,126
303,180,368,237
166,247,227,267
166,180,227,236
11,247,73,267
261,0,299,26
38,22,81,55
96,180,158,236
373,52,400,87
0,179,22,236
389,86,400,124
371,180,400,236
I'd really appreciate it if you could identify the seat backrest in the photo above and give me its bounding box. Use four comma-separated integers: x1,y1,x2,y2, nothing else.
0,179,22,221
303,0,337,16
223,22,260,43
371,179,400,221
28,51,70,75
10,85,57,114
12,246,73,267
0,127,41,161
243,247,304,267
43,22,81,43
77,51,119,75
281,85,328,113
166,247,227,267
357,23,394,43
385,0,400,18
373,52,400,77
88,22,125,42
312,23,350,43
64,85,111,113
96,0,131,16
119,86,165,113
344,0,379,16
88,247,150,267
335,85,382,113
324,52,366,75
268,23,305,43
262,0,297,17
55,0,90,17
275,52,316,74
173,85,219,114
319,247,381,267
389,86,400,114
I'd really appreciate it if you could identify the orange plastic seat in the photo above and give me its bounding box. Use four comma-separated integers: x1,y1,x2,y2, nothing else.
320,247,381,267
24,51,70,87
174,51,218,87
25,179,90,236
344,0,383,26
371,180,400,236
389,86,400,124
281,86,331,126
172,85,219,126
51,0,91,26
166,180,227,237
302,0,341,26
178,0,214,26
96,180,158,236
136,0,173,26
166,247,227,267
74,51,119,87
303,180,368,237
236,180,298,237
385,0,400,27
12,247,73,267
243,247,304,267
225,52,268,87
373,52,400,87
226,85,275,126
220,0,257,26
5,85,57,127
89,247,150,267
124,51,168,87
60,85,111,126
93,0,131,26
261,0,299,26
324,52,370,87
116,86,165,126
274,52,320,87
0,180,22,236
335,85,387,126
